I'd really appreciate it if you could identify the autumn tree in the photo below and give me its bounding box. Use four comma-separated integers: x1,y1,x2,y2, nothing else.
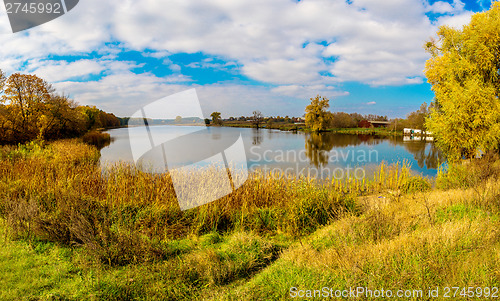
211,112,222,125
406,103,429,130
305,95,332,132
0,70,5,93
39,94,87,139
1,73,53,142
0,71,119,144
424,2,500,161
252,110,264,128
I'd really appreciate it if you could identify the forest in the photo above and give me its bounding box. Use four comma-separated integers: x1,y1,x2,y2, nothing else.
0,71,121,144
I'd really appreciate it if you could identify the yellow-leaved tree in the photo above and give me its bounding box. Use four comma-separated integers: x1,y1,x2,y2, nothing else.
424,2,500,161
305,95,332,132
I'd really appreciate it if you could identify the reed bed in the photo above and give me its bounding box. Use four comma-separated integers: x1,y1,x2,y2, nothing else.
0,140,421,265
1,140,499,300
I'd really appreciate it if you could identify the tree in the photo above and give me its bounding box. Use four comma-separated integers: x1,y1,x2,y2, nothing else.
210,112,222,125
39,94,87,139
406,103,428,130
305,95,332,132
2,73,53,141
330,112,357,128
204,118,210,125
424,2,500,160
252,110,264,128
0,69,5,93
175,115,182,124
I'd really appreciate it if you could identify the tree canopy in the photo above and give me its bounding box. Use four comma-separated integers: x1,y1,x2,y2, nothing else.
252,110,263,128
210,112,222,125
0,71,120,144
424,2,500,161
305,95,332,132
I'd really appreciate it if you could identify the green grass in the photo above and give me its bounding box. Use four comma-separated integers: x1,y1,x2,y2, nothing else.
0,220,93,300
1,140,499,300
327,127,401,136
219,121,399,135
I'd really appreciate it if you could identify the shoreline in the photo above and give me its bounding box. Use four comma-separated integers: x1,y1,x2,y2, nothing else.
117,121,403,136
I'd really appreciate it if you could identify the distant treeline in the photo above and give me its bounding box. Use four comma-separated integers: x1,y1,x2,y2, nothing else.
0,71,121,144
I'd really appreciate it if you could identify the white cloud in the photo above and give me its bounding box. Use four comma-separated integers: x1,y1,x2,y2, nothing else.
53,72,306,117
25,59,104,82
425,0,465,14
366,101,376,105
437,11,473,29
0,0,481,115
271,84,348,99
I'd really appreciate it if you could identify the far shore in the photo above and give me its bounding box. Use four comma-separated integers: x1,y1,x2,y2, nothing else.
115,121,403,137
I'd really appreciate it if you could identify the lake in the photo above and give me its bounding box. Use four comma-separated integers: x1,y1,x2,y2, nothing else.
100,126,444,179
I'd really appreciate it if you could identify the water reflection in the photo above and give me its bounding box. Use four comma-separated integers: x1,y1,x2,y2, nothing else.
304,132,444,169
100,126,445,178
305,132,336,167
252,128,263,145
398,140,443,169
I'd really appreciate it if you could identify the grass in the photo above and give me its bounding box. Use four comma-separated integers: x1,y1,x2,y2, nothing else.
327,127,402,136
219,121,401,135
82,131,112,149
0,140,499,300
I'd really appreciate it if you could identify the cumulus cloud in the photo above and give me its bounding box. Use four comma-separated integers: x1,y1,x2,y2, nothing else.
54,73,305,117
271,84,349,99
0,0,480,115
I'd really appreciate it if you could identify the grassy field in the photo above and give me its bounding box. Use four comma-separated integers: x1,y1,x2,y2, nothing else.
217,121,306,131
0,140,499,300
218,121,400,136
326,127,402,136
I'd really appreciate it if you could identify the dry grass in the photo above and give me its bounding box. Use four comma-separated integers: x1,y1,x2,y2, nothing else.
3,139,493,300
212,175,500,300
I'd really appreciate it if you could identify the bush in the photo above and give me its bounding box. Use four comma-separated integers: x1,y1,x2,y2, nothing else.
400,176,431,193
82,131,111,149
436,153,500,190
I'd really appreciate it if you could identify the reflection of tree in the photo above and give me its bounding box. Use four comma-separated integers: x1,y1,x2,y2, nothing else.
252,128,263,145
400,141,444,169
95,137,113,150
303,132,445,169
211,132,221,140
386,136,444,169
305,132,336,167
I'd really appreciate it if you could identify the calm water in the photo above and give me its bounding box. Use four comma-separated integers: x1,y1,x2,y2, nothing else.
100,126,444,178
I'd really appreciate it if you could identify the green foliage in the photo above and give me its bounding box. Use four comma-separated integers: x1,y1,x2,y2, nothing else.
436,153,500,190
424,3,500,161
210,111,222,125
406,102,429,130
400,176,431,193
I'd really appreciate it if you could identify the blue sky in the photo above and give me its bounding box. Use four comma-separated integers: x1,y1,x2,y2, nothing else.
0,0,493,118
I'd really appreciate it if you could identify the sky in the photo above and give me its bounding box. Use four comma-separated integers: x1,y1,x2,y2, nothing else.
0,0,494,118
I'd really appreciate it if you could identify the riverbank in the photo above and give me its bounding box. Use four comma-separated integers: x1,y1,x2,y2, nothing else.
326,127,402,136
0,140,497,299
212,121,401,136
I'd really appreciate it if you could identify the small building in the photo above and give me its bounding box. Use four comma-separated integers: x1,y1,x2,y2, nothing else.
368,120,391,128
403,128,413,135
